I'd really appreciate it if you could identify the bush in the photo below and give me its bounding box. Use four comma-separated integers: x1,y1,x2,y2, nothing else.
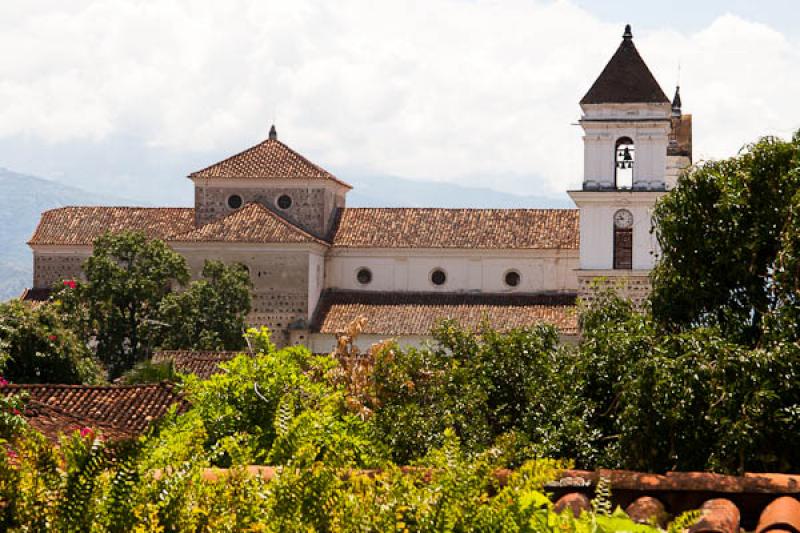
0,300,103,385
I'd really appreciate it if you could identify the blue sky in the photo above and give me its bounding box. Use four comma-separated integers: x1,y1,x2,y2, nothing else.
0,1,798,205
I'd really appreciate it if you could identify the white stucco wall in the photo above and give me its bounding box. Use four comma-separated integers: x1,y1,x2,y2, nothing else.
324,248,579,293
581,102,671,191
568,191,664,271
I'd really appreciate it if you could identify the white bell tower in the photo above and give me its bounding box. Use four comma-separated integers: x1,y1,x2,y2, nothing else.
568,25,691,304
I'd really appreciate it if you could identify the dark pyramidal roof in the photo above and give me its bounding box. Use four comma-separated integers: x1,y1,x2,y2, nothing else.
581,25,670,105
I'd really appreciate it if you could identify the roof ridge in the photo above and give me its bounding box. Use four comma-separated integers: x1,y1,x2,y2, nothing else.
168,201,328,245
340,207,579,213
246,202,328,243
4,382,175,391
188,137,351,188
188,137,275,178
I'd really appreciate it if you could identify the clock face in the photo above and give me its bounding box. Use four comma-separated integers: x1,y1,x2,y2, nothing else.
614,209,633,229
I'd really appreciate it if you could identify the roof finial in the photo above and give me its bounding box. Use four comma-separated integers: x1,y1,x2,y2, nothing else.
672,86,682,116
268,124,277,141
623,24,633,40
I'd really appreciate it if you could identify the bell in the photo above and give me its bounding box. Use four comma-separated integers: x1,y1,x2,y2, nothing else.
623,146,632,161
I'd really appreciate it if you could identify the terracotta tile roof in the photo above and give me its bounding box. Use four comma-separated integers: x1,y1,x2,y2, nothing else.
311,290,578,336
169,202,327,245
152,350,241,379
2,383,185,438
22,400,133,442
580,27,669,105
331,208,579,249
28,207,196,246
188,137,351,188
547,469,800,532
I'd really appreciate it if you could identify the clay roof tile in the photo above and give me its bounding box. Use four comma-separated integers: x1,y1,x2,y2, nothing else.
28,207,195,246
168,202,328,245
311,290,578,336
189,137,351,188
331,208,579,249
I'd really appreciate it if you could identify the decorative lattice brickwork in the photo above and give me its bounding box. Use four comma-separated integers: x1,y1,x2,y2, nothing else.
33,254,87,288
194,186,342,236
578,273,651,307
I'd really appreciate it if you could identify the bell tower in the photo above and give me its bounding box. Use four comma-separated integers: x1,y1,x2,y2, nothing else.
568,25,690,305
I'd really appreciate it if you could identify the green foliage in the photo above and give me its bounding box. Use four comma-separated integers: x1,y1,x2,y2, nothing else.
370,320,590,466
156,260,252,351
54,232,254,379
0,299,103,384
57,230,190,378
574,288,800,473
118,359,178,385
186,331,382,468
651,132,800,345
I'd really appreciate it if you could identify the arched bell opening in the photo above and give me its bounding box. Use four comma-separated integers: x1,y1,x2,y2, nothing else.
614,137,635,190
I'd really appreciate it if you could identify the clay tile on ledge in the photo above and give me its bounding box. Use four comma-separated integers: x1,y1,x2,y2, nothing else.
756,496,800,533
554,492,592,518
626,496,668,528
690,498,740,533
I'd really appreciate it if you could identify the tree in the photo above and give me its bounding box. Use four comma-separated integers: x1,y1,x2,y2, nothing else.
0,300,102,384
155,260,252,351
651,132,800,345
58,231,189,378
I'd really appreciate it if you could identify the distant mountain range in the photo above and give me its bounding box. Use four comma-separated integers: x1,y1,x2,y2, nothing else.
0,168,573,302
0,168,136,301
346,175,573,209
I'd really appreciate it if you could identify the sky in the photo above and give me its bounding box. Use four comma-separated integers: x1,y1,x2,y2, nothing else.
1,0,799,205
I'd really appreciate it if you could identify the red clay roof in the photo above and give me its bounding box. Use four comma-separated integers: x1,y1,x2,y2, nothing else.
23,400,133,442
152,351,241,379
331,208,579,249
548,469,800,532
581,27,669,105
2,383,185,438
311,290,578,336
28,207,195,246
189,137,351,188
169,202,327,245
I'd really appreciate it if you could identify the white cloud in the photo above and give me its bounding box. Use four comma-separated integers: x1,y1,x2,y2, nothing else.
0,1,798,198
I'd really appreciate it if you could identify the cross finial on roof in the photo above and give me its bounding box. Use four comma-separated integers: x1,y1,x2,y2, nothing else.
672,86,682,116
623,24,633,40
268,124,277,141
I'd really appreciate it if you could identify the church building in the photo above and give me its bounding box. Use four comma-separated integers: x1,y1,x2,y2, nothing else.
24,26,692,351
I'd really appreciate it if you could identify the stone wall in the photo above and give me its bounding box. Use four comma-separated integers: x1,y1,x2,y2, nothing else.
577,272,651,307
194,185,342,237
33,252,89,288
179,248,311,347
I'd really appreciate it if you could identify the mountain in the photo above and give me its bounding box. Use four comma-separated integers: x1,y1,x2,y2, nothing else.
0,168,138,302
345,175,574,208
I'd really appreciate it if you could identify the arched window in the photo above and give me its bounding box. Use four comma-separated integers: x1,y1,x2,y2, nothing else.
614,137,635,190
613,209,633,270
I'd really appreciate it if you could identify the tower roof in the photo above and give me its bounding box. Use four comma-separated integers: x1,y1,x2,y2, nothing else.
580,25,669,105
188,132,351,188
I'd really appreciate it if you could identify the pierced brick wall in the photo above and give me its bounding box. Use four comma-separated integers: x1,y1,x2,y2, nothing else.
180,249,310,348
33,253,89,288
194,185,339,237
578,273,651,307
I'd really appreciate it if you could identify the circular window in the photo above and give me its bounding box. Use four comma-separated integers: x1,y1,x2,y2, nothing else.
356,267,372,285
277,194,292,210
430,269,447,286
504,270,521,287
227,194,243,209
